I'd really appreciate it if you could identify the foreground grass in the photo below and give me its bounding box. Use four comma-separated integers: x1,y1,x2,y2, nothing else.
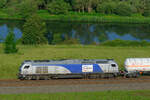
0,9,150,24
0,90,150,100
0,45,150,79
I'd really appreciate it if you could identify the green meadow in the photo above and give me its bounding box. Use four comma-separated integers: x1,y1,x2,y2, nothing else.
1,9,150,24
0,90,150,100
0,45,150,79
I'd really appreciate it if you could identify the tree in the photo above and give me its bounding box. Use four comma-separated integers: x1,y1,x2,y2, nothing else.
72,0,86,12
6,0,38,18
47,0,70,14
72,0,99,13
0,0,7,8
18,0,38,18
115,2,132,16
22,14,47,45
97,2,116,14
4,30,18,54
84,0,98,13
142,0,150,17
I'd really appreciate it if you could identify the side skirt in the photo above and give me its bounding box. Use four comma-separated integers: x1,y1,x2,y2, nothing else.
19,73,118,80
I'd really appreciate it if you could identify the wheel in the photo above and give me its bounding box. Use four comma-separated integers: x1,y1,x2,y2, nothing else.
26,76,32,80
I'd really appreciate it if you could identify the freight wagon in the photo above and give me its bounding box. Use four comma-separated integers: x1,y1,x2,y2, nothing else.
125,58,150,76
18,59,119,80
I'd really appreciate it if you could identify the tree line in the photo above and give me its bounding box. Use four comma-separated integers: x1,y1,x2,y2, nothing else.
0,0,150,16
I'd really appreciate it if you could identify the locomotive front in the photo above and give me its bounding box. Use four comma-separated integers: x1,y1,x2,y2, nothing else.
18,61,32,80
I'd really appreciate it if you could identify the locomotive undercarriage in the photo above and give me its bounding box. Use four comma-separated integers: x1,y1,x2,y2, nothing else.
18,73,118,80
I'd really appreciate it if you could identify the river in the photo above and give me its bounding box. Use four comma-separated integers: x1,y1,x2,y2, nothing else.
0,20,150,44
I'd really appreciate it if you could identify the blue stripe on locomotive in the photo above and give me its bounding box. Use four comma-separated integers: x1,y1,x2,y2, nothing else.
62,64,103,73
32,64,103,73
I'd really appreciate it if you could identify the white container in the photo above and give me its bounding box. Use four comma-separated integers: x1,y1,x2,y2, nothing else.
125,58,150,72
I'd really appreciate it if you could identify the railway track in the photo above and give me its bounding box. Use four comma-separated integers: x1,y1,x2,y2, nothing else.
0,76,150,87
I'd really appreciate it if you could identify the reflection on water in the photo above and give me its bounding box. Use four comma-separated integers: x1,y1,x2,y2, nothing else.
0,24,22,42
0,20,150,44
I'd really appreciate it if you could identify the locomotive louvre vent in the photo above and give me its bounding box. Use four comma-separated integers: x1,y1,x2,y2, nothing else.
36,67,48,74
82,61,94,64
34,60,50,62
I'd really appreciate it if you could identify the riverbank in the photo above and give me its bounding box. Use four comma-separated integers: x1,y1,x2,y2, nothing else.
0,45,150,79
0,10,150,24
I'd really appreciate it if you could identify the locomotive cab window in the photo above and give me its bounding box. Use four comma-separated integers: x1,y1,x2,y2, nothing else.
24,65,30,69
111,64,116,67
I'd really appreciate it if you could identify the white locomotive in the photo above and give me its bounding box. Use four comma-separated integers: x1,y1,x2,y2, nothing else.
18,59,119,80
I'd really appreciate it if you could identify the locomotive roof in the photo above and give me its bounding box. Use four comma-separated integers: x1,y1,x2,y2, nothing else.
23,59,115,64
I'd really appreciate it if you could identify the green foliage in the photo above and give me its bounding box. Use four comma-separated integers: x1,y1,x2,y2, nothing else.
115,3,133,16
6,0,38,18
0,0,7,8
17,0,38,18
52,33,63,44
47,0,70,14
1,0,150,17
142,9,150,17
142,0,150,17
22,14,47,45
1,0,150,23
62,38,79,45
101,39,150,47
52,34,79,45
96,2,116,14
4,30,18,54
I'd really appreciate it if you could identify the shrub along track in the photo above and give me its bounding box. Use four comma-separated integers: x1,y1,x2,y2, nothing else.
0,76,150,94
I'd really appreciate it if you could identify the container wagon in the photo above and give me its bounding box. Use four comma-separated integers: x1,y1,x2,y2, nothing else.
18,59,119,80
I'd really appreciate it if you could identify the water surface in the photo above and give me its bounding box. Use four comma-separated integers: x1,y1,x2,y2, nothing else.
0,20,150,44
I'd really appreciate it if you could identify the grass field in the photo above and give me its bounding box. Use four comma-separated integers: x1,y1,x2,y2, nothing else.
38,11,150,24
1,9,150,24
0,45,150,79
0,90,150,100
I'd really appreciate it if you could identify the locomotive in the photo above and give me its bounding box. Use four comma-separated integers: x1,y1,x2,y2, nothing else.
18,59,119,80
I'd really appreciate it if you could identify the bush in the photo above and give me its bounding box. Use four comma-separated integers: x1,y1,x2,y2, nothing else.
52,33,63,44
47,0,70,15
101,39,150,47
115,3,132,16
96,2,116,14
62,38,79,45
22,14,47,45
4,30,18,54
